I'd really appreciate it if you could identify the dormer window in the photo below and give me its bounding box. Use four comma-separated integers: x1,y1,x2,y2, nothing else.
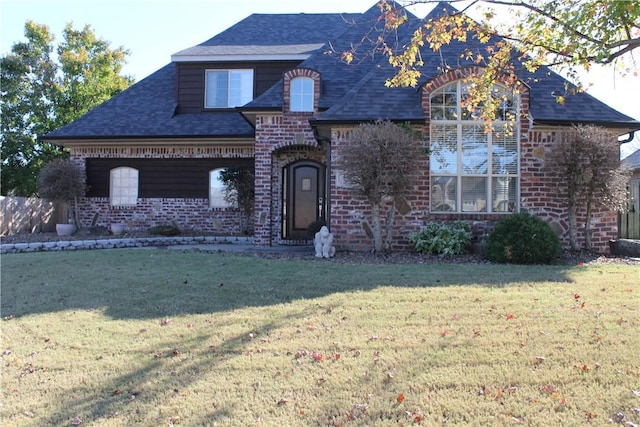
290,77,314,112
205,69,253,108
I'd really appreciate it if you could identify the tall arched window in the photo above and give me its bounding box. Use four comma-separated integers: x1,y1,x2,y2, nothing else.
430,81,519,213
209,168,236,208
110,167,139,206
290,77,314,112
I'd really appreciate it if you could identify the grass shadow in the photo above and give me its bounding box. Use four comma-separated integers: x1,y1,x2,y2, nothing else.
0,248,579,320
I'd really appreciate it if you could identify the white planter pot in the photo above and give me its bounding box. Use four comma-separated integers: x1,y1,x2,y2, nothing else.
56,223,76,236
111,223,126,236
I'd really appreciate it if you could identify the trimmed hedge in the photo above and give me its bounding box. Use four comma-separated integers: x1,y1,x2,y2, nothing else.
486,212,560,264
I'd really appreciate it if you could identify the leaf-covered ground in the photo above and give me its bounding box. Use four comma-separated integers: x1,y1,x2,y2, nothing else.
1,250,638,426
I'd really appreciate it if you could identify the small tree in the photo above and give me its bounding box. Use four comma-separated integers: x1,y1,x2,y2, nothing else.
547,125,630,250
37,158,86,227
219,166,255,235
338,120,423,252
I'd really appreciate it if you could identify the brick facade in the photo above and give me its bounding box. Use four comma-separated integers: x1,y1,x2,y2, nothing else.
70,66,618,253
252,67,617,253
69,145,254,235
253,113,324,246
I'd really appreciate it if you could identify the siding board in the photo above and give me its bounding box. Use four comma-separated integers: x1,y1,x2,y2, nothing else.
86,158,253,199
176,61,301,113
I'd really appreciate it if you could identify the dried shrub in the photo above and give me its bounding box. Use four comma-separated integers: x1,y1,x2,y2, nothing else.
37,158,85,226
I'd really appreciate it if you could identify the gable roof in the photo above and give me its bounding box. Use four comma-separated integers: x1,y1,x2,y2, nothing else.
308,2,639,129
623,149,640,171
45,1,640,143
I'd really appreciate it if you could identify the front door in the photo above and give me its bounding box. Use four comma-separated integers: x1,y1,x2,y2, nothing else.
283,160,325,240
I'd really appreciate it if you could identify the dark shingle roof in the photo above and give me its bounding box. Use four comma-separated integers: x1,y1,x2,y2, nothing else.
45,64,254,139
312,1,639,127
45,1,639,142
623,149,640,171
172,13,360,58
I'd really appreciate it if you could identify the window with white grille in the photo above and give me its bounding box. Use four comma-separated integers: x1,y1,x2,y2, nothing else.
110,167,138,206
430,81,519,213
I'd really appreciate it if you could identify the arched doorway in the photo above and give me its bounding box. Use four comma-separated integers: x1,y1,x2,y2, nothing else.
282,160,326,240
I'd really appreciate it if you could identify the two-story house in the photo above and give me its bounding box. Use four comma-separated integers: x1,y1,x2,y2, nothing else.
44,1,640,252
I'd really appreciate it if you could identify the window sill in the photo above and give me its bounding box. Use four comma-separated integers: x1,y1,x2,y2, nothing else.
110,204,137,210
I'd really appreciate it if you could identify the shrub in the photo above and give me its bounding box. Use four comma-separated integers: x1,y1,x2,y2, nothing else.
486,212,560,264
149,224,181,236
37,159,86,226
409,221,472,256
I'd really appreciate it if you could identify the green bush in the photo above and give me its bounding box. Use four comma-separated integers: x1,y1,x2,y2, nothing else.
149,224,181,236
409,221,472,256
486,212,560,264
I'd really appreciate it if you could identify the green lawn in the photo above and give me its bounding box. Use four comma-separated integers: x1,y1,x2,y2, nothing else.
1,249,638,426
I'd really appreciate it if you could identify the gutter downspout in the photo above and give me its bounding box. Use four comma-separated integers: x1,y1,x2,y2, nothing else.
618,131,635,144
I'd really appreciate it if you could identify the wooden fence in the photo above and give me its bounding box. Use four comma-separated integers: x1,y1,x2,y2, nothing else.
619,177,640,239
0,196,65,235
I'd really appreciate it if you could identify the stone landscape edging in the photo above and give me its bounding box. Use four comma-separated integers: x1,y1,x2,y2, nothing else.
0,236,252,254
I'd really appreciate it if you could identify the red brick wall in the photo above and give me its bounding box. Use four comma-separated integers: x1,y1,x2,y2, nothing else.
321,67,616,253
522,129,618,251
330,127,431,251
69,145,254,235
253,113,323,246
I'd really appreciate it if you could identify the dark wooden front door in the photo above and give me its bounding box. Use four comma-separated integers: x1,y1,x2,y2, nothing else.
283,161,325,240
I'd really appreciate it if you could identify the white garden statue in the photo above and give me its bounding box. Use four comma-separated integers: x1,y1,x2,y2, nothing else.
314,225,336,258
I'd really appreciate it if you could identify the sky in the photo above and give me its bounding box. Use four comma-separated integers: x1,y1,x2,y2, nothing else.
1,0,639,156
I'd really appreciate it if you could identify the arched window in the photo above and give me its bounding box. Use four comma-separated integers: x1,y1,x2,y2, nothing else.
430,81,519,213
209,168,236,208
110,167,138,206
290,77,314,112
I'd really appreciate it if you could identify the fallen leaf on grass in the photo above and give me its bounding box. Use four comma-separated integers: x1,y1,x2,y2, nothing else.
277,398,288,406
542,384,555,393
160,318,171,326
397,393,405,404
532,356,546,365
